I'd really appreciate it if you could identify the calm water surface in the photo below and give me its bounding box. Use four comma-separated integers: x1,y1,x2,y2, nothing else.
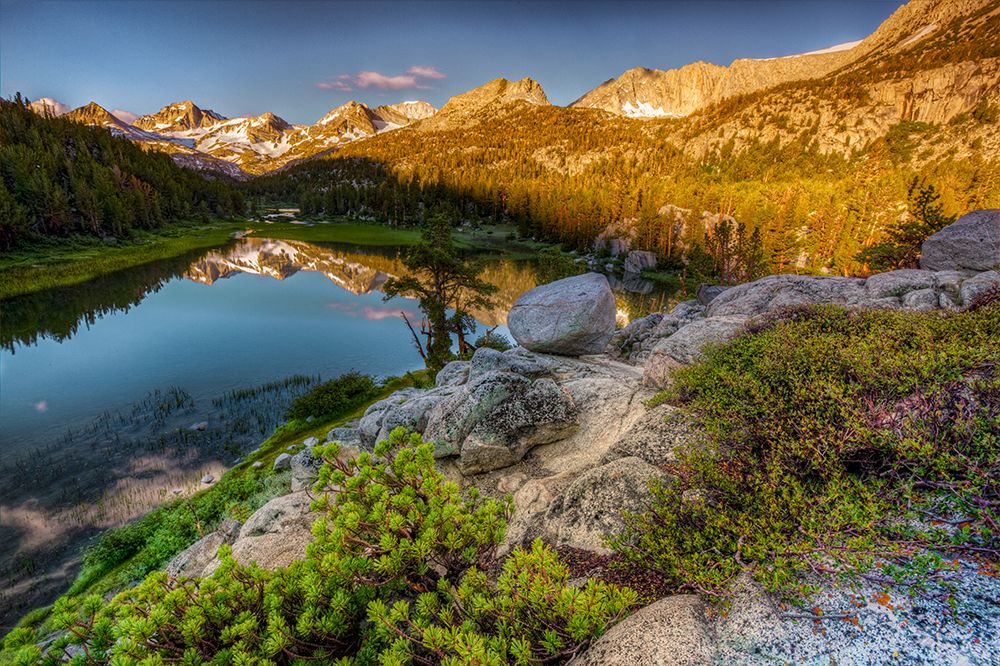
0,236,674,625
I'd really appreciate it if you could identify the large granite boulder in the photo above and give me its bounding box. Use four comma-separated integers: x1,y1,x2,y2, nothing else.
570,595,713,666
920,209,1000,272
507,273,616,356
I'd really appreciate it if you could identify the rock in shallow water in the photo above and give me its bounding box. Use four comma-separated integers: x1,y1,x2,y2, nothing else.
507,273,616,356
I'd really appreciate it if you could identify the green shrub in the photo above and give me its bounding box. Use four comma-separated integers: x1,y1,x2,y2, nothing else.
615,303,1000,600
25,429,634,664
285,371,377,420
473,331,513,352
370,539,636,665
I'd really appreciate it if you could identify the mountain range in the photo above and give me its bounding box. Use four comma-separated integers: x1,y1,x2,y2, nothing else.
28,0,1000,179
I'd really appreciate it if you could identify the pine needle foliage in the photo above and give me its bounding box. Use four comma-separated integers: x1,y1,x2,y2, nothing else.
6,428,635,664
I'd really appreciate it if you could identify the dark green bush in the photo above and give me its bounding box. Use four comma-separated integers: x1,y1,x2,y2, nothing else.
616,303,1000,599
285,371,377,420
473,331,513,352
15,429,634,664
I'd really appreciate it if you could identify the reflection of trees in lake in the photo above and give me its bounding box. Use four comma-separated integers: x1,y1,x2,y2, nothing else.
1,252,198,351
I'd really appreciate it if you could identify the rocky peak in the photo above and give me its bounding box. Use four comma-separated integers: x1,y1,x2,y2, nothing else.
422,77,549,129
134,100,226,132
65,102,121,126
373,100,437,126
315,100,375,126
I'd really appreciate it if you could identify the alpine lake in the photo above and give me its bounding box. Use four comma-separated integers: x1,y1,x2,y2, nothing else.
0,224,677,627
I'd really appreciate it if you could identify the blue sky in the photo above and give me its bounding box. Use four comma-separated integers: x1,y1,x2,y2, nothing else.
1,0,906,124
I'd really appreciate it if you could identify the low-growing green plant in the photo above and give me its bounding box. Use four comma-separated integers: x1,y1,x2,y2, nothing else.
285,371,377,420
12,428,634,664
370,539,636,665
614,302,1000,600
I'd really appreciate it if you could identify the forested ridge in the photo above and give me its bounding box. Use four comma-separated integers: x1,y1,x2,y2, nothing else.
245,103,999,276
0,97,244,250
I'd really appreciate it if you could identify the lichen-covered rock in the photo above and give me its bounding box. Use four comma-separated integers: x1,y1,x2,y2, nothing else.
570,595,712,666
507,273,617,356
707,274,868,317
602,405,696,466
920,209,1000,272
424,372,532,457
535,456,662,553
468,347,557,380
373,387,459,444
357,388,422,445
434,360,470,387
423,371,578,472
458,377,577,474
326,426,361,446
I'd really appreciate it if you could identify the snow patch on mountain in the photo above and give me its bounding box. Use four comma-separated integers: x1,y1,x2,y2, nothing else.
621,100,684,119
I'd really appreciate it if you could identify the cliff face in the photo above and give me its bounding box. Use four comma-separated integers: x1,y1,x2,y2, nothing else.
572,48,855,119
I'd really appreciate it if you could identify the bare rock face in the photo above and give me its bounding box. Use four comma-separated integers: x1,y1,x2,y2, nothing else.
202,492,318,575
602,404,697,467
508,273,617,356
920,209,1000,272
531,456,662,553
570,595,713,666
165,518,241,578
643,316,748,388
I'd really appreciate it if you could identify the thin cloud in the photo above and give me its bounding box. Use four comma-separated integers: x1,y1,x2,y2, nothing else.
406,66,445,80
355,71,420,90
316,81,353,91
111,109,139,124
317,66,445,92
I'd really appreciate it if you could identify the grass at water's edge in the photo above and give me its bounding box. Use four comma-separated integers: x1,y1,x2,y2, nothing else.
5,370,432,643
0,220,246,300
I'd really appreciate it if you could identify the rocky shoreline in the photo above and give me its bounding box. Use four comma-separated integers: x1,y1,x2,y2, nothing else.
111,210,1000,663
